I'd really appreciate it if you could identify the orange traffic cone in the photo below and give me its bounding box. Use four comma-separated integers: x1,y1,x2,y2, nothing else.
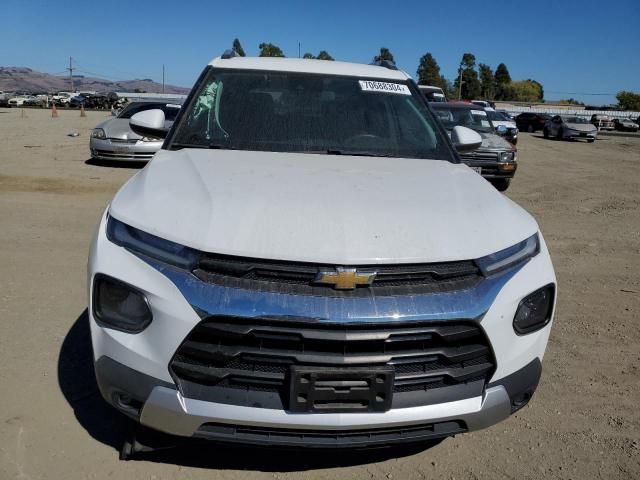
51,104,59,118
80,105,86,117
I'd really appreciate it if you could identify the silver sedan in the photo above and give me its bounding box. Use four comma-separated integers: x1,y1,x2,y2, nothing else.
90,102,181,161
543,115,597,143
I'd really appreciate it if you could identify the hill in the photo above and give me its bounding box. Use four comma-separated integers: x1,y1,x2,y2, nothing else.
0,67,190,94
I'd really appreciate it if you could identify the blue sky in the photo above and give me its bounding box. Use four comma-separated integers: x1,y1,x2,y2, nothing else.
2,0,638,104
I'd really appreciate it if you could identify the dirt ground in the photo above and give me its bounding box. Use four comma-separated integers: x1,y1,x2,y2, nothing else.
0,107,638,479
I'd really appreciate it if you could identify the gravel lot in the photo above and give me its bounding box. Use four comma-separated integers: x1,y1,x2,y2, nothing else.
0,107,638,479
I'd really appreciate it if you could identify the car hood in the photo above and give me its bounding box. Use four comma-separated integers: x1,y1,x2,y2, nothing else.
477,132,514,151
491,120,517,129
109,149,538,264
565,123,597,132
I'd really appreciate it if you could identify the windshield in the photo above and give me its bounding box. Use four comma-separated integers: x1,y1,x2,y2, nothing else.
170,68,451,160
562,116,589,124
486,110,511,123
118,102,181,121
431,106,494,133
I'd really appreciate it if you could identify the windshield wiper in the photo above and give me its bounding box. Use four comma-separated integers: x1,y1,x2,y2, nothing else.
326,149,394,158
170,142,209,150
170,141,235,150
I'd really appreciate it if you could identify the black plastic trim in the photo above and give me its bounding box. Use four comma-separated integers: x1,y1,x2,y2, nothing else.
194,420,466,448
488,358,542,413
94,356,175,419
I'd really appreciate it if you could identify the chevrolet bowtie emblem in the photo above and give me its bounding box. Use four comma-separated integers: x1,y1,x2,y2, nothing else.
314,267,377,290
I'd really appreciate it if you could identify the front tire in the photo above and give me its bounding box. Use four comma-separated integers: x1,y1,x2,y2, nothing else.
491,178,511,191
527,124,534,133
556,128,563,140
543,127,549,139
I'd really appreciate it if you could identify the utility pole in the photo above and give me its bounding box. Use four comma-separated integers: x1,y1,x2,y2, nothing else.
298,42,301,59
162,64,165,94
67,57,74,92
458,67,464,100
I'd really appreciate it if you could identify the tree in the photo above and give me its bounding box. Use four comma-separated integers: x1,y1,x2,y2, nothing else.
617,91,640,110
527,79,544,101
373,47,395,63
494,63,511,100
416,53,442,86
502,80,544,102
302,50,334,60
453,53,481,100
316,50,334,61
232,38,246,57
478,63,495,100
258,43,285,57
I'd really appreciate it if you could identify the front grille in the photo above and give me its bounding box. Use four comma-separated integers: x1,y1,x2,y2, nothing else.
195,420,467,447
461,151,499,161
193,254,482,296
170,318,495,409
108,138,138,144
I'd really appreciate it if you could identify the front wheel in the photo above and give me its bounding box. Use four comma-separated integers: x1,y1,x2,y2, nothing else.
491,178,511,192
556,128,563,140
543,127,549,139
527,124,534,133
588,139,595,143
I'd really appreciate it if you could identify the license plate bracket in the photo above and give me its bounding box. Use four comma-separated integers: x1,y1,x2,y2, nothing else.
470,166,482,174
289,367,394,413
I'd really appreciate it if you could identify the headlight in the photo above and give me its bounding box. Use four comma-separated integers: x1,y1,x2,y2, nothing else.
476,233,539,275
499,151,514,162
106,215,200,269
92,274,152,333
91,128,106,139
513,284,555,334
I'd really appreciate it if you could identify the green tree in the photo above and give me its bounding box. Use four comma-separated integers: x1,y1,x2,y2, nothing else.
617,91,640,110
453,53,481,100
316,50,334,61
494,63,511,100
502,80,544,102
232,38,246,57
303,53,315,59
373,47,395,63
478,63,495,100
416,53,442,86
258,43,285,57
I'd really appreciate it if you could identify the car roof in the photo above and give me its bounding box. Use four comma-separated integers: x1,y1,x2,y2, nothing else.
208,56,410,81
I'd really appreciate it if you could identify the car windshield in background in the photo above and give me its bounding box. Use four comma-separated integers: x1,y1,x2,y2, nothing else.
562,116,589,124
486,110,510,122
170,68,451,160
431,106,494,133
118,102,181,121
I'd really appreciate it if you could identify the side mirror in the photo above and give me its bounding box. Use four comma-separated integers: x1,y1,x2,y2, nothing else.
451,126,482,152
130,109,167,139
495,125,508,135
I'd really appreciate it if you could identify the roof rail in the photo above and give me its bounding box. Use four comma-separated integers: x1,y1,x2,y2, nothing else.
221,49,240,59
370,59,398,70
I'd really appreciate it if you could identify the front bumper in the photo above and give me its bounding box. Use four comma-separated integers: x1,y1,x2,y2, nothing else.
88,211,555,445
562,129,597,140
89,137,161,162
95,354,541,447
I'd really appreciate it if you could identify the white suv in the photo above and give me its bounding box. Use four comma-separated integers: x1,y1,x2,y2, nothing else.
88,52,556,450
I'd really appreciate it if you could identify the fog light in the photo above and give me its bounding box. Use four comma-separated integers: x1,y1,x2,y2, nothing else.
513,284,555,334
93,274,152,333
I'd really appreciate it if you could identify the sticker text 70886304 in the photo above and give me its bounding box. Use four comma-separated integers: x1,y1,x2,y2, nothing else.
359,80,411,95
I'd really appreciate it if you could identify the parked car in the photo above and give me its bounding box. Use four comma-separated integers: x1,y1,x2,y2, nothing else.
8,95,30,107
590,114,615,131
89,54,556,454
497,109,515,120
471,100,496,109
613,117,639,132
0,91,11,107
432,102,517,191
23,94,48,107
418,85,447,102
90,101,181,161
52,92,74,106
485,108,519,144
543,115,597,142
515,112,551,133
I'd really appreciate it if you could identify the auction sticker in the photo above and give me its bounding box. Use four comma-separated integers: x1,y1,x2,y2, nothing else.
359,80,411,95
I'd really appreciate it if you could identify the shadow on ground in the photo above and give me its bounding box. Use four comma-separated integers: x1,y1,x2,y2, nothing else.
58,311,441,470
84,158,147,169
58,310,128,451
